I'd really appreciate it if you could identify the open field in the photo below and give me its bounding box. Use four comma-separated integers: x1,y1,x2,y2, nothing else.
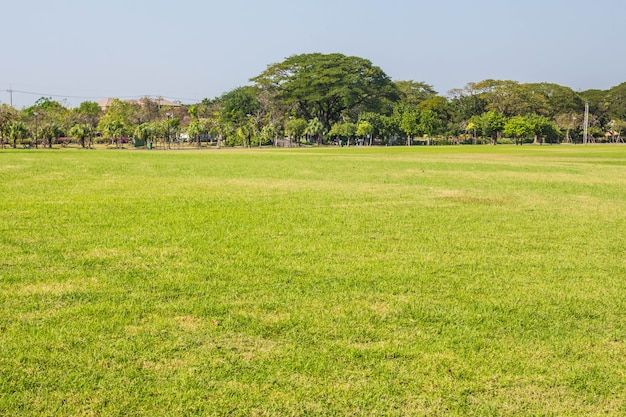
1,145,625,416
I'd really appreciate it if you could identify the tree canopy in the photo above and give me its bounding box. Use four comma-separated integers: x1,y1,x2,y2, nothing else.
4,52,626,148
251,53,398,130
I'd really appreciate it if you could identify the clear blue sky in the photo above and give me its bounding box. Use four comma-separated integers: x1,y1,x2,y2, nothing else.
3,0,624,108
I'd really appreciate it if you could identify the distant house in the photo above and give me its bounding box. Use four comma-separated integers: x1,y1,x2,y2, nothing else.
97,98,117,112
97,97,182,112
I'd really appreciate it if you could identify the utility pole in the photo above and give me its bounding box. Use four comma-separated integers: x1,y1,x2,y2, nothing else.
583,101,589,145
34,112,39,149
166,112,172,150
7,84,13,107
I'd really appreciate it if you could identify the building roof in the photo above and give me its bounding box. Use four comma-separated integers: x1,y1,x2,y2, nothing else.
97,97,182,111
97,98,116,111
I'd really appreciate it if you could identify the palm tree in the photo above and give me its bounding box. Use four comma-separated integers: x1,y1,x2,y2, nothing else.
98,119,126,148
133,123,154,148
69,123,95,148
7,120,28,149
41,122,62,148
305,117,324,145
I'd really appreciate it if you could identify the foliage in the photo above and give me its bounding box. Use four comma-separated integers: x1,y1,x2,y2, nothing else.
40,122,63,148
236,119,255,148
606,82,626,121
469,111,507,144
399,106,421,145
329,122,357,145
284,117,308,145
305,117,324,145
72,101,102,127
356,120,374,145
252,53,398,130
259,124,276,146
394,80,437,106
504,116,534,143
186,119,208,147
0,104,19,131
218,86,261,124
68,123,95,148
5,120,28,148
418,109,444,144
5,54,626,147
526,114,560,144
98,99,134,145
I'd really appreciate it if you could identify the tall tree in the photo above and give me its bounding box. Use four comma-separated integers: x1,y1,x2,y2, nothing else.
504,116,534,145
186,119,208,148
98,99,135,147
98,119,126,148
474,111,507,145
68,123,95,148
284,117,308,146
395,80,437,106
357,111,383,142
554,113,582,143
473,80,550,117
399,106,420,146
73,101,102,128
23,98,70,147
448,83,488,121
329,122,357,146
527,83,583,117
259,124,277,147
419,109,444,145
526,114,560,144
218,86,261,124
356,120,374,146
606,82,626,121
252,53,398,131
0,104,19,148
305,117,324,145
5,120,28,149
40,122,63,148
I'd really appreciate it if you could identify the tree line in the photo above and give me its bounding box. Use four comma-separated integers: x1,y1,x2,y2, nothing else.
2,53,625,149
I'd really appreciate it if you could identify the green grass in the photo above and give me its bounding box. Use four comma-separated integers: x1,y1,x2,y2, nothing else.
1,145,625,416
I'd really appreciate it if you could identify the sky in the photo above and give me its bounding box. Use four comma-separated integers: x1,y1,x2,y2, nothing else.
3,0,625,108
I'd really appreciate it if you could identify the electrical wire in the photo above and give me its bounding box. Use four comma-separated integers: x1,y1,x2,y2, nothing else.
4,89,202,104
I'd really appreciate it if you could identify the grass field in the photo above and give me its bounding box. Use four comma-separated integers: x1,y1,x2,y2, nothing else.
1,145,625,416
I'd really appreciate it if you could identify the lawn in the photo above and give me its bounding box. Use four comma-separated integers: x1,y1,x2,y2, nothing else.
1,145,625,416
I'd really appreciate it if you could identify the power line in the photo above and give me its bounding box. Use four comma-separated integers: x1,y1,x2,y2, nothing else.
5,88,203,105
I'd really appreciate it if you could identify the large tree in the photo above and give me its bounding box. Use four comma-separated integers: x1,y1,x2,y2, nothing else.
5,120,28,149
23,98,70,147
473,80,550,117
395,80,437,106
606,82,626,121
72,101,102,128
252,53,398,131
217,86,261,124
69,123,95,148
0,104,19,148
284,117,307,146
469,111,507,145
328,121,356,146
